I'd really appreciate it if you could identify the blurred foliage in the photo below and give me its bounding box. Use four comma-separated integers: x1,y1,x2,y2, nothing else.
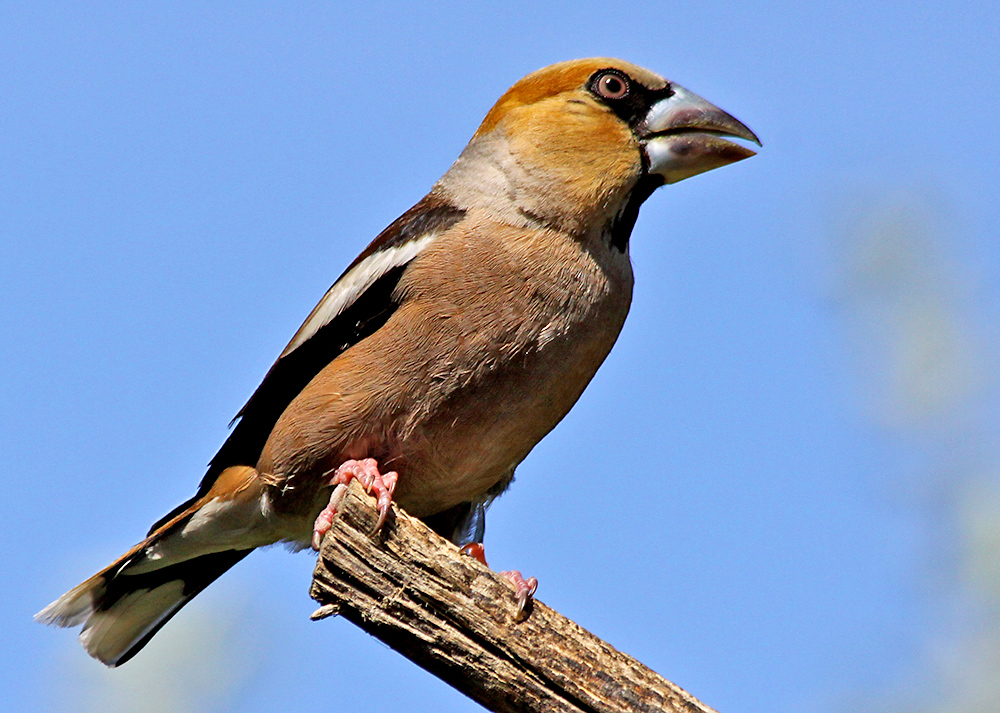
834,192,1000,713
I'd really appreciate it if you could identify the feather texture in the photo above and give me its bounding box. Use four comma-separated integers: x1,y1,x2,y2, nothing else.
38,58,757,665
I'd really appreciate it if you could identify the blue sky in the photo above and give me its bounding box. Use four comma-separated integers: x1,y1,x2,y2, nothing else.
3,3,999,712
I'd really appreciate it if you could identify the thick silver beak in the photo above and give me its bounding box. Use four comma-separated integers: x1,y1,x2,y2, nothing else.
642,84,760,184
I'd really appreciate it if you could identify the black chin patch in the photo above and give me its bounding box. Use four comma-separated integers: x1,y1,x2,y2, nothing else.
608,175,664,252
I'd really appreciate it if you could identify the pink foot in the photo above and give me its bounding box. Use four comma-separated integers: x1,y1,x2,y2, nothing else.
459,543,537,620
501,570,538,621
312,458,398,550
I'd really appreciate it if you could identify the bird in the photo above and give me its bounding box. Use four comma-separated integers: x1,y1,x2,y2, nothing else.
37,58,759,666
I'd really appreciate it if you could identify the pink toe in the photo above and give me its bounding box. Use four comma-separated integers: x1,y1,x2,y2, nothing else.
325,459,398,534
501,569,538,620
312,509,334,550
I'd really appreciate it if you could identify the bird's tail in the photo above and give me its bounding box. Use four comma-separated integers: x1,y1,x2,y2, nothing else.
36,466,265,666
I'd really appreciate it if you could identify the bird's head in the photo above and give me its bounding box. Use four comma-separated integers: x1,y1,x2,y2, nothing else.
438,58,759,238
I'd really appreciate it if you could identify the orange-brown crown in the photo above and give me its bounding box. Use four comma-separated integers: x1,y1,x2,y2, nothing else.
473,58,667,138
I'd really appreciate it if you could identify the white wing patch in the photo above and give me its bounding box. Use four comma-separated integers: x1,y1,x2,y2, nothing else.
280,232,440,358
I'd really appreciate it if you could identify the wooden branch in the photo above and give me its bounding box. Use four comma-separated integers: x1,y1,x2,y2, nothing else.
310,480,720,713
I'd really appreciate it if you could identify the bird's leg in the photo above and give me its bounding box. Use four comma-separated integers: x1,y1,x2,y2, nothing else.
459,542,488,565
456,504,537,621
312,458,398,550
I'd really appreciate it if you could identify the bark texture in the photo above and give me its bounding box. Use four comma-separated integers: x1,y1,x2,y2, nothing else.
310,480,720,713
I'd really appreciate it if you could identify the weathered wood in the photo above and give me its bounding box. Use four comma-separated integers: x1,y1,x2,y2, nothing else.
310,480,720,713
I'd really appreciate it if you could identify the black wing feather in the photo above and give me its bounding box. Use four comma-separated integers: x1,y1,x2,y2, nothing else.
149,194,465,533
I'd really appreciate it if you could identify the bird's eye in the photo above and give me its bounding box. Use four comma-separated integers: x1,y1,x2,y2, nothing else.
595,72,629,99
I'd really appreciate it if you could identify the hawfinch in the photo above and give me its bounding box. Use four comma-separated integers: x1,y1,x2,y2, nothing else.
38,58,758,665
